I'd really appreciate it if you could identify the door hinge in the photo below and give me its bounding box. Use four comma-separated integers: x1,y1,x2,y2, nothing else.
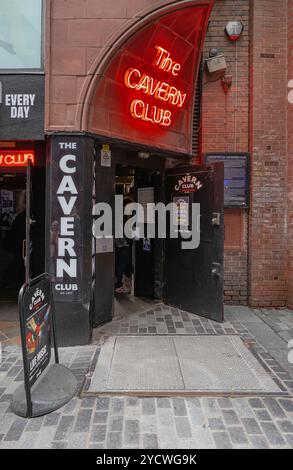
211,212,220,226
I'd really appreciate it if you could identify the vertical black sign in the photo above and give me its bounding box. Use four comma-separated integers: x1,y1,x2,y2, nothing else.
22,278,51,387
50,136,83,301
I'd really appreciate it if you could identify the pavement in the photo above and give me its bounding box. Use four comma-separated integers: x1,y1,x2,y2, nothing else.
0,302,21,346
0,302,293,449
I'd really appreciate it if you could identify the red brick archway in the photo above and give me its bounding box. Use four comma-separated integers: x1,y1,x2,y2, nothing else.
81,0,214,155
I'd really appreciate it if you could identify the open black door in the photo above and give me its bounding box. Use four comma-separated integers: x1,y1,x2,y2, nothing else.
164,163,224,322
134,169,163,299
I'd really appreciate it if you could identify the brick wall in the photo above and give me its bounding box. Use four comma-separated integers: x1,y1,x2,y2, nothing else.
202,0,250,304
46,0,293,308
287,0,293,308
249,0,288,307
47,0,251,306
223,210,248,305
202,0,290,307
46,0,179,131
202,0,249,153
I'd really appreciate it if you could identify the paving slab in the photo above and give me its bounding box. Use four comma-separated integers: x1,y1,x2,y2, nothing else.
87,335,281,394
224,306,263,323
244,323,287,350
1,304,293,449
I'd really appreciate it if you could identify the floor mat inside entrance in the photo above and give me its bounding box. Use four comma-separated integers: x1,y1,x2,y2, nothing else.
85,335,282,395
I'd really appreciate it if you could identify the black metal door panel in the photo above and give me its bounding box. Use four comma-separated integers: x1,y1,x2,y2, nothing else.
93,165,115,326
134,169,164,299
164,164,224,322
134,169,155,299
134,237,155,298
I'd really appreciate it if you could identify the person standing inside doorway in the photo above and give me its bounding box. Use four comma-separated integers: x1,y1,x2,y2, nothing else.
115,197,133,294
115,237,131,294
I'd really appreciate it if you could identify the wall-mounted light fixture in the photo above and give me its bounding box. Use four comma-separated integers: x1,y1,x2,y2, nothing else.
138,151,150,160
206,48,227,73
209,47,220,58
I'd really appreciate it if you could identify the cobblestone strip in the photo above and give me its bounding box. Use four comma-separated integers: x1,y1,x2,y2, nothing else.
0,309,293,449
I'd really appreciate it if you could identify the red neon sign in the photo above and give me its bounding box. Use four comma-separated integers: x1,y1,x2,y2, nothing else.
0,150,35,167
124,45,187,128
88,1,214,154
153,46,181,76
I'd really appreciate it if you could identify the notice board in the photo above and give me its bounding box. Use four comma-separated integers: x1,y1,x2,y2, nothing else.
204,153,249,208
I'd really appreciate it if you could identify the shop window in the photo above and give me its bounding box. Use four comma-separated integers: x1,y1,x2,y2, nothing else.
0,0,43,71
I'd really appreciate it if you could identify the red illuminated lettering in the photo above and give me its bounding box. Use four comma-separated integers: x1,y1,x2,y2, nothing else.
130,100,172,127
124,68,186,108
155,82,169,101
167,86,178,105
153,107,164,124
136,74,149,93
162,110,171,127
124,45,186,128
154,46,167,68
0,151,35,167
124,68,141,89
177,91,187,108
130,100,144,120
154,46,181,76
148,77,160,96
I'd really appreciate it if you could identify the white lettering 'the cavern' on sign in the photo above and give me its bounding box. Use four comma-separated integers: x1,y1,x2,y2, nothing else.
56,142,78,292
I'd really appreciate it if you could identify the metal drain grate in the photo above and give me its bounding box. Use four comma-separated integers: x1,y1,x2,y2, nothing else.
174,336,279,392
87,335,281,395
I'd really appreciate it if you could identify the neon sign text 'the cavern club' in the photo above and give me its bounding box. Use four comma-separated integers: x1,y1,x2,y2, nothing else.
124,46,187,128
0,150,35,167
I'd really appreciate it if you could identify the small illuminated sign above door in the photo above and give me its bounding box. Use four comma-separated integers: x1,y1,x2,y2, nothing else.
0,150,35,167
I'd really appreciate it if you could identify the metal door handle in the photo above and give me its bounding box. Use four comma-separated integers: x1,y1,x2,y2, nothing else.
212,212,220,226
22,239,26,261
211,262,221,277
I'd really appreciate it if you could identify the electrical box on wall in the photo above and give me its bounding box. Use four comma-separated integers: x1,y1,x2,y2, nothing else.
204,153,249,208
206,54,227,73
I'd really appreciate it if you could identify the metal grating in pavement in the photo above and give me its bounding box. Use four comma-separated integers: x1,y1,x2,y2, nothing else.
87,335,282,394
109,336,183,390
174,336,280,392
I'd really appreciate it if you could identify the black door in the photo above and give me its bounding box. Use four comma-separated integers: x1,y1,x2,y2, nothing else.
134,169,163,299
92,161,115,326
164,163,224,322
